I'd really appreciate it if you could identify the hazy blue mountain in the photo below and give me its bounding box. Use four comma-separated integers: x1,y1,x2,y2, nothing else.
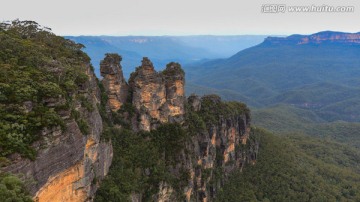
173,35,269,57
185,31,360,121
65,35,269,78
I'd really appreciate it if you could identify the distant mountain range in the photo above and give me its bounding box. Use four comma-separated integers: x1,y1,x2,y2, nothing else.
185,31,360,122
65,35,269,78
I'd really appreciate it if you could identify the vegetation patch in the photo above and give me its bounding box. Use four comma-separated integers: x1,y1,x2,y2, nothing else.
0,172,32,202
216,128,360,201
0,20,91,159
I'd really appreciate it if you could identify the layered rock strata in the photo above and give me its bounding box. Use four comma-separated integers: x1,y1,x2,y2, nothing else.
3,64,113,202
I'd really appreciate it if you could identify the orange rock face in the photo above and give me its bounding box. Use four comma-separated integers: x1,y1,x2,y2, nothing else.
34,162,87,202
34,133,112,202
100,53,128,111
99,56,185,131
166,79,185,117
129,58,185,131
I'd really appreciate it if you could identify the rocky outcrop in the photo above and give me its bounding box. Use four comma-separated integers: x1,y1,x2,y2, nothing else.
128,57,185,131
181,95,257,201
100,53,128,112
99,55,257,201
264,31,360,45
141,94,257,202
163,62,186,121
3,64,113,202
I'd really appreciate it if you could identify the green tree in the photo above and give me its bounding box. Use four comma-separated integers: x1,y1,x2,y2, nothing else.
0,172,32,202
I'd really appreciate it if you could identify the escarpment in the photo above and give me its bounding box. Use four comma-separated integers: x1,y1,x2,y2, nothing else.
98,55,258,202
264,31,360,45
3,63,113,202
1,21,112,202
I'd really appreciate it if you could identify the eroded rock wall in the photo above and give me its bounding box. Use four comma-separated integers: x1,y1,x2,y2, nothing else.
182,95,257,201
3,64,113,202
140,94,257,202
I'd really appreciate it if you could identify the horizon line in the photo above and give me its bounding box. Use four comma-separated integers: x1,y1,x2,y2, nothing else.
61,30,360,37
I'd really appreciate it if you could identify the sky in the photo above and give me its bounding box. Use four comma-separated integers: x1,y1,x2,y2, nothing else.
1,0,360,36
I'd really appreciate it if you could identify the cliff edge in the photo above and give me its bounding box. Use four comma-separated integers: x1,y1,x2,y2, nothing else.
0,21,113,202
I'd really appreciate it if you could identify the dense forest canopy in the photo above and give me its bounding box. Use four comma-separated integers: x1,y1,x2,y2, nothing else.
217,128,360,201
0,20,90,160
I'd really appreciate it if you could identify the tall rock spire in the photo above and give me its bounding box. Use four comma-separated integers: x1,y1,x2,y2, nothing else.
100,53,128,111
163,62,185,122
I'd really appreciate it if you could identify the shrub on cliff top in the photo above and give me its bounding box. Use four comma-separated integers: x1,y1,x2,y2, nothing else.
162,62,185,76
199,94,250,125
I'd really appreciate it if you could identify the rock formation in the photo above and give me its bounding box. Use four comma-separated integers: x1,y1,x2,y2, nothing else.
100,53,128,112
173,95,257,201
163,62,186,121
99,55,257,201
128,57,185,131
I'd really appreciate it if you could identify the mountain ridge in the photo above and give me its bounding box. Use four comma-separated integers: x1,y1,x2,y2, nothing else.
264,31,360,45
185,30,360,122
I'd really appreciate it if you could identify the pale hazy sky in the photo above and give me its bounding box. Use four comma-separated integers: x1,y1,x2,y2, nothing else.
1,0,359,36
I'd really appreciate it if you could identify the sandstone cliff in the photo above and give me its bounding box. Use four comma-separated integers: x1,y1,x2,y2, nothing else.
128,57,185,131
3,63,113,201
100,53,128,112
0,21,114,202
